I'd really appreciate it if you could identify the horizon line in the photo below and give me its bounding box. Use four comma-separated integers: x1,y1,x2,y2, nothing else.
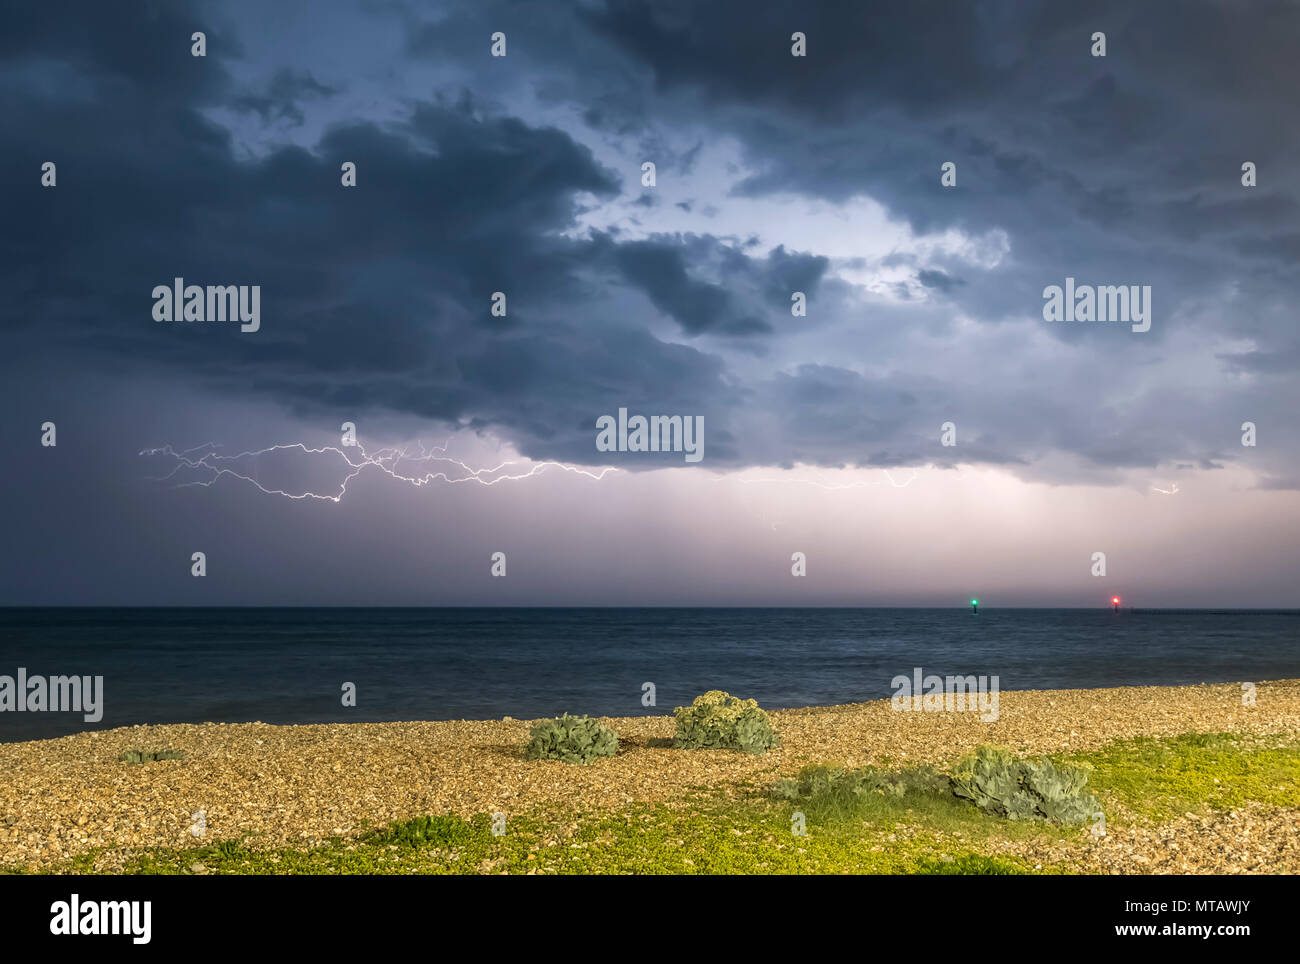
2,604,1298,613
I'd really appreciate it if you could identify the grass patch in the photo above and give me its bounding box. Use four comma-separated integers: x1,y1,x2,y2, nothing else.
362,814,482,848
16,798,1051,876
1071,732,1300,821
914,854,1030,875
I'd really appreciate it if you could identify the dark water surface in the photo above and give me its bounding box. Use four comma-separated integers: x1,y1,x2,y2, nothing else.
1,607,1297,741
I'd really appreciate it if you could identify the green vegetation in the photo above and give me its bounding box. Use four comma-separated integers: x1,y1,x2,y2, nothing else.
769,760,1081,848
117,749,186,764
33,800,1043,876
1069,731,1300,820
913,854,1030,875
950,746,1099,825
524,713,619,764
773,762,948,812
363,814,482,848
672,690,778,754
8,730,1299,876
773,748,1100,827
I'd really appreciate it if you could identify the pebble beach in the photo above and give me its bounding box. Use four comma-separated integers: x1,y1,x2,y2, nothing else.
3,679,1298,873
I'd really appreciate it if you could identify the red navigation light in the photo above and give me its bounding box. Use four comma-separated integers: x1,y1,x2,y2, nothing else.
1111,597,1120,604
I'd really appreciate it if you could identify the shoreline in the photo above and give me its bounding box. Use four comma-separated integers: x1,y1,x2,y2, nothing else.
1,674,1290,748
3,678,1299,872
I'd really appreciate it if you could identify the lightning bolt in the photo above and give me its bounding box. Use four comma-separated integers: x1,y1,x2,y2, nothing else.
140,436,619,503
1151,482,1180,495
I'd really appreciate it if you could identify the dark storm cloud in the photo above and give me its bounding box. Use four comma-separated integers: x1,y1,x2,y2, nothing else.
4,0,1298,485
579,0,1300,282
917,270,963,293
753,364,1032,470
3,0,803,472
553,0,1300,480
608,236,769,335
232,68,338,125
394,0,1300,336
579,0,1031,118
2,88,621,373
0,0,241,103
593,234,827,337
2,0,1299,608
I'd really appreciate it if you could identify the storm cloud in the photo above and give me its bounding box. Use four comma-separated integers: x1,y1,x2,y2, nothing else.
2,0,1297,604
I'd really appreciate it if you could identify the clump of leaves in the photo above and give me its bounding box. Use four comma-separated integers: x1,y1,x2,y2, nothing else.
365,814,479,848
214,839,243,859
673,690,778,754
773,763,949,805
118,748,186,764
950,745,1100,825
524,713,619,764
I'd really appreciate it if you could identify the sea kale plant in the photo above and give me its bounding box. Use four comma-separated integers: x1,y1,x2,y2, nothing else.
524,713,619,764
673,690,778,754
772,748,1099,827
950,745,1100,825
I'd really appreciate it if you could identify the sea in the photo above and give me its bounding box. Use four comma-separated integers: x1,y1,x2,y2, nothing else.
1,607,1297,741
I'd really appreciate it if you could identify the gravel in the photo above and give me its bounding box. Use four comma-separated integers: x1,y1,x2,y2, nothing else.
1,678,1297,872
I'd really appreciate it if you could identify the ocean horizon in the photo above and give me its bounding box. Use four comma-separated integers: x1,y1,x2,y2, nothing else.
2,606,1297,742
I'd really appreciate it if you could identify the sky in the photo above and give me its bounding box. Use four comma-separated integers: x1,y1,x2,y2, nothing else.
2,0,1298,606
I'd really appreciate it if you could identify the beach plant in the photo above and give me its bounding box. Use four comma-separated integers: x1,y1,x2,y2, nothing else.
524,713,619,764
365,814,480,849
673,690,778,754
773,762,949,806
118,748,186,764
950,745,1099,825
